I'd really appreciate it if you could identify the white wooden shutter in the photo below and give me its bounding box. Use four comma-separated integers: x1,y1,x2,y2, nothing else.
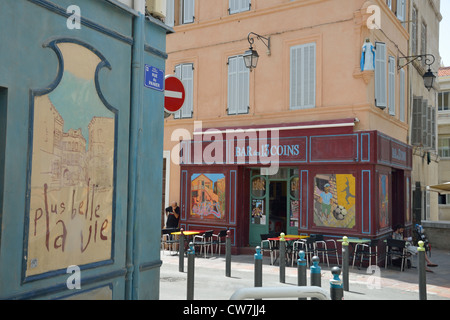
375,42,387,109
411,97,422,145
229,0,250,14
174,64,193,119
181,64,193,118
388,56,396,116
397,0,405,23
228,55,249,114
421,99,428,147
290,43,316,110
166,0,174,27
399,68,405,122
431,107,436,150
183,0,195,24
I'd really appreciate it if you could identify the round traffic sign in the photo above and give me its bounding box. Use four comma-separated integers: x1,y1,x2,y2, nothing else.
164,75,185,113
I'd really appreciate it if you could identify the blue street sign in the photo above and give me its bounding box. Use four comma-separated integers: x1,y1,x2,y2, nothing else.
144,65,165,91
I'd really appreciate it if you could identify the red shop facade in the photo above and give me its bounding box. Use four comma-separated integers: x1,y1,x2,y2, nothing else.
177,119,412,254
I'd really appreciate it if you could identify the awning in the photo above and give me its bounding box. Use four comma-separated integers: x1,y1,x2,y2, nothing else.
428,182,450,194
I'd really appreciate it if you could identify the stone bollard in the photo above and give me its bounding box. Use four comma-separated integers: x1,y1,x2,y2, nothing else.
330,266,344,300
179,228,185,272
418,241,427,300
341,236,349,291
254,246,263,288
310,256,321,300
225,230,231,277
279,233,286,283
297,250,307,300
187,242,195,300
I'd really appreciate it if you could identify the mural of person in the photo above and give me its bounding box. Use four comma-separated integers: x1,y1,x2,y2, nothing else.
319,183,333,222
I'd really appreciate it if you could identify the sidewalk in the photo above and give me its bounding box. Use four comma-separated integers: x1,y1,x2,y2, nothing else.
159,248,450,300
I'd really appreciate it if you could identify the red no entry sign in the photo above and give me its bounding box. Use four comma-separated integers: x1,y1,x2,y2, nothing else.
164,75,185,113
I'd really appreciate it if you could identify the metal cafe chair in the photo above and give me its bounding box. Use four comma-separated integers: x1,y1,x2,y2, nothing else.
352,239,379,269
291,235,315,267
193,230,215,258
385,238,411,272
161,228,179,255
212,229,228,255
260,234,277,265
313,234,339,267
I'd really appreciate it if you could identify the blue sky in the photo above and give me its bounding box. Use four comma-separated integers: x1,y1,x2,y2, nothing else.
440,1,450,66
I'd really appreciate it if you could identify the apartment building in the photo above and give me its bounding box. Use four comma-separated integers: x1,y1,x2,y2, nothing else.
162,0,418,251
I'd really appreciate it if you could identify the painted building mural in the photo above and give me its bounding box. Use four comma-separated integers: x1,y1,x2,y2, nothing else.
313,174,356,229
191,173,226,220
379,174,389,229
26,41,115,277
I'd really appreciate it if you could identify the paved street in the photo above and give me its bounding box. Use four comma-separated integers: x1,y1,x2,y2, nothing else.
160,248,450,301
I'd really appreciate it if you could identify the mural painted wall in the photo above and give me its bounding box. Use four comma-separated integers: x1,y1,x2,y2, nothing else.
26,41,116,277
379,173,389,229
313,174,356,229
191,173,226,220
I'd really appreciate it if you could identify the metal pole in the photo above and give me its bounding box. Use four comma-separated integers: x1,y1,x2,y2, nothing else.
342,236,349,291
310,256,321,300
279,233,286,283
179,228,185,272
330,266,344,300
297,250,307,300
187,242,195,300
225,230,231,277
418,241,427,300
254,246,263,288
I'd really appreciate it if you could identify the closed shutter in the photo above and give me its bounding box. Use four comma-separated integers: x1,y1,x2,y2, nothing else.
290,42,316,110
431,107,436,150
229,0,251,14
174,64,194,119
388,56,396,115
228,55,249,114
411,97,422,145
411,7,417,55
375,42,387,109
166,0,174,27
397,0,405,22
183,0,195,24
399,68,405,122
427,105,432,149
421,99,428,147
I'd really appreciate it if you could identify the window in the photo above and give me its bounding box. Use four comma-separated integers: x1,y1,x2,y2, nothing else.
290,43,316,110
439,136,450,158
388,56,396,115
411,7,418,55
174,63,194,119
399,68,405,121
439,194,449,205
375,42,387,109
182,0,195,24
229,0,251,14
227,55,249,115
438,91,450,111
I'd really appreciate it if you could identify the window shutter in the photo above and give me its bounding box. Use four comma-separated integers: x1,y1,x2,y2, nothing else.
375,42,387,109
431,107,436,150
399,68,405,122
174,65,182,119
183,0,195,24
411,97,422,145
181,64,194,118
227,56,249,115
229,0,250,14
421,99,428,147
397,0,405,22
166,0,174,27
388,56,396,116
290,43,316,109
412,7,417,55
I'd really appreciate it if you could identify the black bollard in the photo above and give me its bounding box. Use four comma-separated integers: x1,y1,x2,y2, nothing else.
330,266,344,300
279,233,286,283
310,256,321,300
254,246,263,288
418,241,427,300
187,242,195,300
297,250,307,300
341,236,349,291
225,230,231,277
179,228,185,272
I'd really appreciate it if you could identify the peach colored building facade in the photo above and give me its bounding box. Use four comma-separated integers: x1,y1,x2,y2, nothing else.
162,0,414,250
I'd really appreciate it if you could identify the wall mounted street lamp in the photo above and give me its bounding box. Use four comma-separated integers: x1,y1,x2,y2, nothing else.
243,32,271,71
398,54,436,91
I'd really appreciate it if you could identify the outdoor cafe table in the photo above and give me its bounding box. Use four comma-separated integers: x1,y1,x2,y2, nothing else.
170,230,205,255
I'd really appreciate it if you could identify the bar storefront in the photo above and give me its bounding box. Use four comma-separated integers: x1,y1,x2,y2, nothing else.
176,119,412,255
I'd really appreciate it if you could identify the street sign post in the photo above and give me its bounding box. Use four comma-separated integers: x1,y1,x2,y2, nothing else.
164,75,185,114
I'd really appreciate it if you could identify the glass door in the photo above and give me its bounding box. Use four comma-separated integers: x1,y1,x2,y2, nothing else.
249,172,268,246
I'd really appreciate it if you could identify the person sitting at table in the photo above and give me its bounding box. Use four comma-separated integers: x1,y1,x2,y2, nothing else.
165,201,180,229
392,225,438,272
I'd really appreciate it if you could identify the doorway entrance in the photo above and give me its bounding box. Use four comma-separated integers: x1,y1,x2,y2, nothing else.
249,168,299,246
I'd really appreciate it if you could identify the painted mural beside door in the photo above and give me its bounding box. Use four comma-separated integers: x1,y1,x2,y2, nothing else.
313,173,356,229
26,40,116,278
191,173,226,220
